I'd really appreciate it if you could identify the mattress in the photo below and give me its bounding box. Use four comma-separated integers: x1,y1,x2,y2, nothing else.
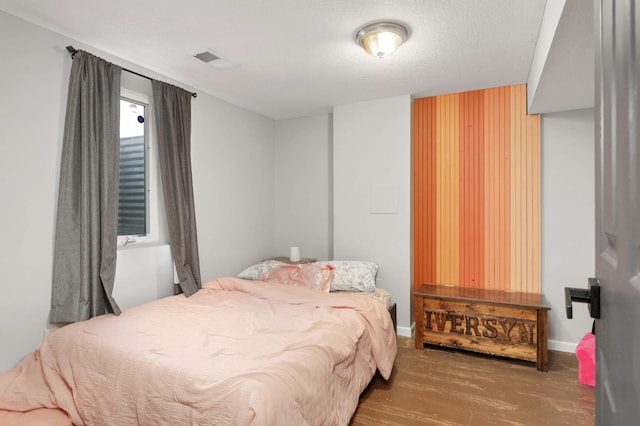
334,287,393,309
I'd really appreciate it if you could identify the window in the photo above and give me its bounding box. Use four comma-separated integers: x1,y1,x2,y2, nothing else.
117,87,163,246
116,85,165,247
118,97,147,238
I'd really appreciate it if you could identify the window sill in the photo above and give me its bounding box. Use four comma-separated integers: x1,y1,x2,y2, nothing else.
117,241,169,251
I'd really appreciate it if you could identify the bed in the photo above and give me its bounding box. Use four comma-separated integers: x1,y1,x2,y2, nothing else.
0,273,397,425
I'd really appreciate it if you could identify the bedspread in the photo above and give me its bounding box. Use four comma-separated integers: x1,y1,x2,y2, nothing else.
0,277,397,425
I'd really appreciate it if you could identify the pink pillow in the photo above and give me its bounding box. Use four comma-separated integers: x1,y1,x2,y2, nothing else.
576,332,596,387
259,263,334,292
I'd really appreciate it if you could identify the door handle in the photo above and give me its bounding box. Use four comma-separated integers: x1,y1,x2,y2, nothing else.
565,277,601,319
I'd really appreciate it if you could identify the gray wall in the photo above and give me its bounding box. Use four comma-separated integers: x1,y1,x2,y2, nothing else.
192,91,276,281
541,108,595,351
274,115,332,262
0,11,66,372
0,11,276,371
333,96,413,335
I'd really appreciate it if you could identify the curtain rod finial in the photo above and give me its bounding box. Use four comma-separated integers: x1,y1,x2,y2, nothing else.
66,45,78,58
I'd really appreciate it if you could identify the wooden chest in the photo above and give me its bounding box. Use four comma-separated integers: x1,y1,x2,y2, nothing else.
414,284,550,371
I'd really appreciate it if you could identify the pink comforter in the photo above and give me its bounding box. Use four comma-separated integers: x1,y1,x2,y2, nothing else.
0,277,397,425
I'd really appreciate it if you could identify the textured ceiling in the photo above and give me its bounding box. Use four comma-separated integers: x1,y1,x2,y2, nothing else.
0,0,548,120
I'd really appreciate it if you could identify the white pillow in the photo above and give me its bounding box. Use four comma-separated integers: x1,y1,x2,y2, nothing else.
317,260,378,292
237,260,285,280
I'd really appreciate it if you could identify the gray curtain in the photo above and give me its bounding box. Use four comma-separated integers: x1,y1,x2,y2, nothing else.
152,80,201,296
50,51,122,322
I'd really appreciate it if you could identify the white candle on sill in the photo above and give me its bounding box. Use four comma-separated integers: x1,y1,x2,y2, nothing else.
289,246,301,262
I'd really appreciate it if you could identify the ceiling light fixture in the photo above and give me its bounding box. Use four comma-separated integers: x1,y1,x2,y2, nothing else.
355,21,409,59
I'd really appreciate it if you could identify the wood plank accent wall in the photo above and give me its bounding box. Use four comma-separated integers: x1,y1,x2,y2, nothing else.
414,97,437,285
435,94,460,285
460,90,484,288
414,84,540,293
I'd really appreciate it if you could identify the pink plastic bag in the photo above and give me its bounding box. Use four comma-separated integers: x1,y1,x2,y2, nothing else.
575,332,596,387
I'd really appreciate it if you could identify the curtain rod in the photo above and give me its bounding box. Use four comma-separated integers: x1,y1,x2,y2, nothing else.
66,46,197,98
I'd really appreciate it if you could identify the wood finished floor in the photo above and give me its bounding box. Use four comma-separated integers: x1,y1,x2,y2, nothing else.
350,336,595,426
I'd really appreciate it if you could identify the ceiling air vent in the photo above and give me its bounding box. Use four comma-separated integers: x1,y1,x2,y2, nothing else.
194,50,236,70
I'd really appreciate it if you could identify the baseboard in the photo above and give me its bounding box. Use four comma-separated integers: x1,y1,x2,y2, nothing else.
397,322,414,338
549,339,577,353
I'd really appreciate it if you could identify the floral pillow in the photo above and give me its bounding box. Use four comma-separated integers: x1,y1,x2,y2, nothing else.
317,260,378,292
259,263,334,292
237,260,285,280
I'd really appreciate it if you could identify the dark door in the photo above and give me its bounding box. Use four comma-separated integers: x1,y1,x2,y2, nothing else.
595,0,640,423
